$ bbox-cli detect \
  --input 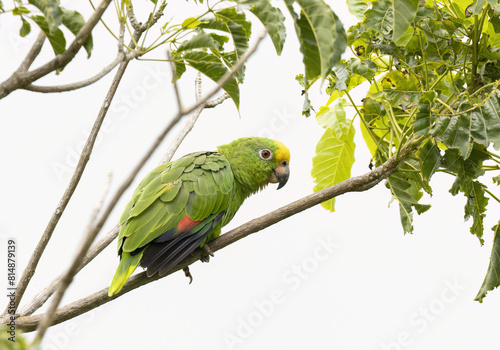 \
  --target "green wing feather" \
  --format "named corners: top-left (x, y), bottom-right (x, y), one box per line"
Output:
top-left (109, 151), bottom-right (234, 296)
